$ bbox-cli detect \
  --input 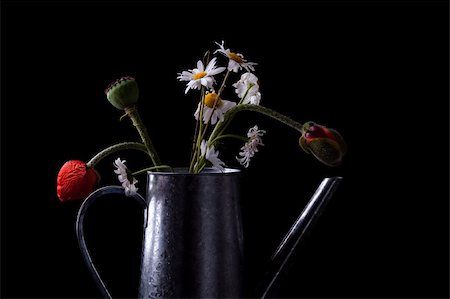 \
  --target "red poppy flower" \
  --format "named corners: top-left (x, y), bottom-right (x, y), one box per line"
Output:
top-left (57, 160), bottom-right (98, 202)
